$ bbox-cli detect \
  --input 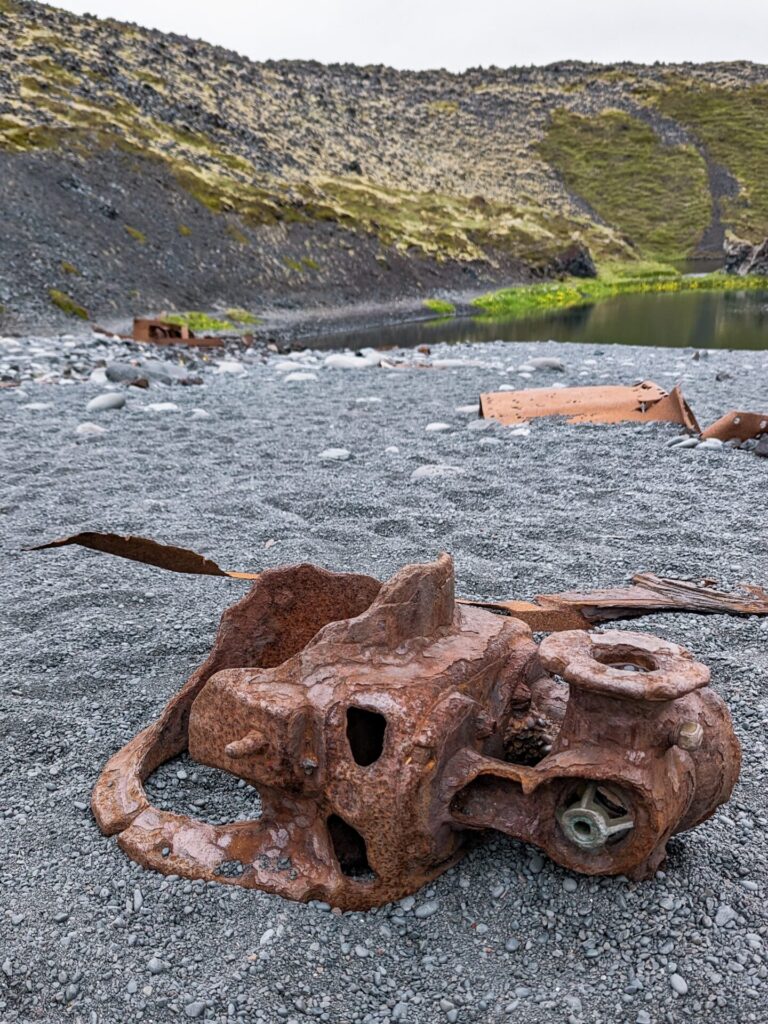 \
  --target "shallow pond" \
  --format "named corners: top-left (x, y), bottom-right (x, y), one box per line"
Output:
top-left (312, 285), bottom-right (768, 351)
